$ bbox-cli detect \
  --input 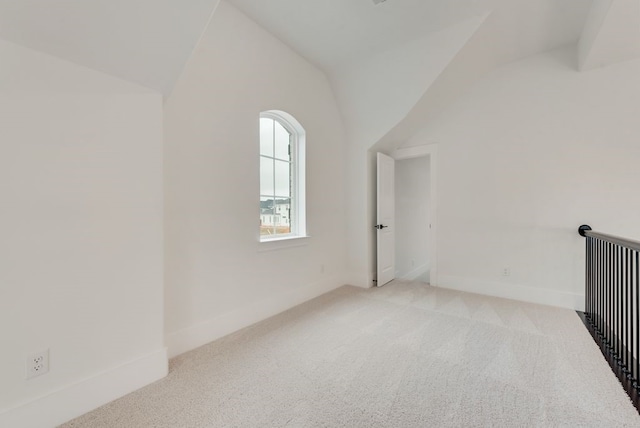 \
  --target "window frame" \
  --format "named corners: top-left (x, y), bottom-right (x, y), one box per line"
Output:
top-left (259, 110), bottom-right (306, 243)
